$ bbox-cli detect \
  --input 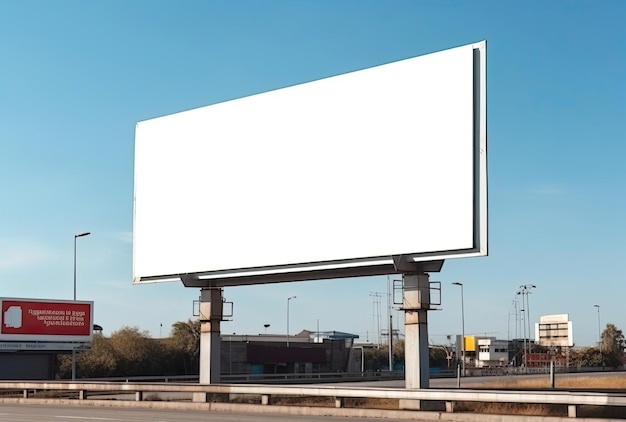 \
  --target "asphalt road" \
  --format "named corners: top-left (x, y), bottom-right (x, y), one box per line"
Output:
top-left (0, 404), bottom-right (442, 422)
